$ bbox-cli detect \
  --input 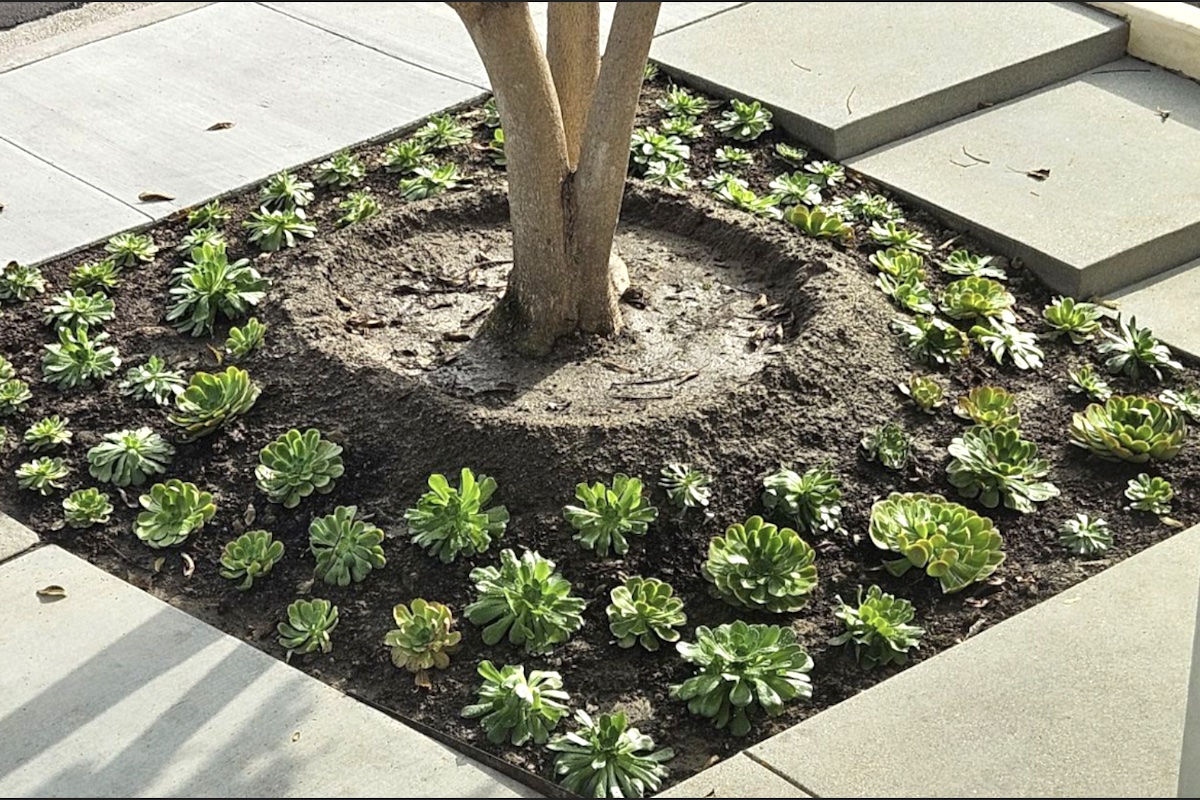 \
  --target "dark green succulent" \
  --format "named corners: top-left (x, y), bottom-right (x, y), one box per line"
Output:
top-left (62, 487), bottom-right (114, 529)
top-left (861, 422), bottom-right (911, 470)
top-left (953, 386), bottom-right (1020, 429)
top-left (1161, 387), bottom-right (1200, 423)
top-left (659, 463), bottom-right (713, 510)
top-left (1125, 473), bottom-right (1173, 515)
top-left (804, 159), bottom-right (847, 187)
top-left (564, 474), bottom-right (658, 556)
top-left (465, 549), bottom-right (586, 655)
top-left (869, 492), bottom-right (1006, 593)
top-left (168, 243), bottom-right (269, 336)
top-left (774, 143), bottom-right (808, 166)
top-left (244, 207), bottom-right (317, 251)
top-left (658, 115), bottom-right (704, 141)
top-left (187, 200), bottom-right (231, 229)
top-left (1058, 513), bottom-right (1111, 555)
top-left (0, 261), bottom-right (47, 302)
top-left (169, 367), bottom-right (261, 441)
top-left (1068, 365), bottom-right (1113, 402)
top-left (259, 169), bottom-right (314, 210)
top-left (482, 97), bottom-right (501, 128)
top-left (947, 426), bottom-right (1059, 513)
top-left (971, 321), bottom-right (1044, 370)
top-left (309, 505), bottom-right (386, 586)
top-left (784, 205), bottom-right (853, 241)
top-left (891, 315), bottom-right (970, 365)
top-left (42, 326), bottom-right (121, 388)
top-left (834, 191), bottom-right (904, 222)
top-left (549, 711), bottom-right (674, 799)
top-left (702, 515), bottom-right (817, 613)
top-left (313, 149), bottom-right (366, 188)
top-left (255, 428), bottom-right (344, 508)
top-left (42, 290), bottom-right (115, 330)
top-left (943, 249), bottom-right (1006, 280)
top-left (762, 463), bottom-right (842, 534)
top-left (69, 260), bottom-right (121, 293)
top-left (398, 164), bottom-right (461, 201)
top-left (384, 599), bottom-right (462, 684)
top-left (16, 457), bottom-right (70, 495)
top-left (830, 585), bottom-right (925, 669)
top-left (714, 98), bottom-right (773, 141)
top-left (413, 113), bottom-right (472, 150)
top-left (461, 661), bottom-right (570, 746)
top-left (24, 415), bottom-right (72, 452)
top-left (630, 127), bottom-right (691, 169)
top-left (642, 160), bottom-right (692, 189)
top-left (657, 85), bottom-right (713, 117)
top-left (225, 317), bottom-right (267, 360)
top-left (381, 138), bottom-right (432, 174)
top-left (133, 479), bottom-right (216, 548)
top-left (877, 273), bottom-right (935, 315)
top-left (219, 529), bottom-right (285, 589)
top-left (870, 248), bottom-right (925, 282)
top-left (714, 145), bottom-right (753, 169)
top-left (1042, 296), bottom-right (1102, 344)
top-left (488, 127), bottom-right (507, 166)
top-left (119, 356), bottom-right (185, 406)
top-left (277, 598), bottom-right (338, 656)
top-left (898, 373), bottom-right (945, 414)
top-left (671, 621), bottom-right (813, 736)
top-left (336, 190), bottom-right (381, 228)
top-left (1069, 395), bottom-right (1186, 463)
top-left (868, 221), bottom-right (931, 252)
top-left (87, 427), bottom-right (174, 486)
top-left (405, 468), bottom-right (509, 562)
top-left (940, 277), bottom-right (1015, 323)
top-left (1097, 315), bottom-right (1182, 382)
top-left (176, 226), bottom-right (227, 253)
top-left (104, 232), bottom-right (158, 267)
top-left (606, 576), bottom-right (687, 651)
